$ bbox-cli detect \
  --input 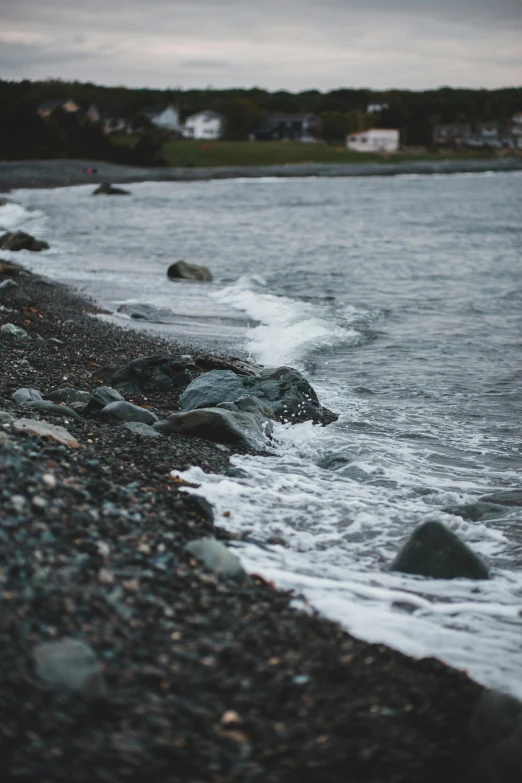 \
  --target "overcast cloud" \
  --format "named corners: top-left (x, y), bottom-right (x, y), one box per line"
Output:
top-left (1, 0), bottom-right (521, 90)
